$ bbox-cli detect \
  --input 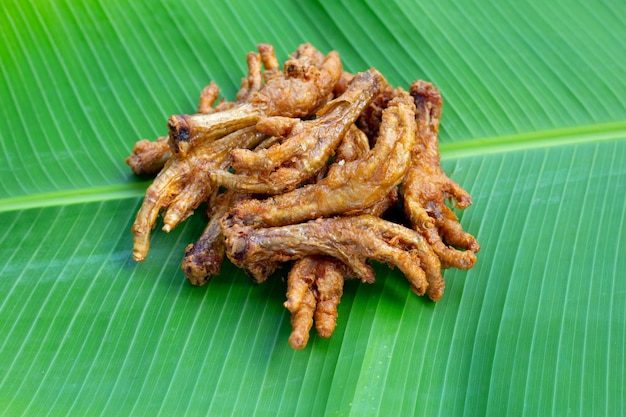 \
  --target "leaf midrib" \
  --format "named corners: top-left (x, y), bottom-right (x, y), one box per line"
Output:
top-left (1, 120), bottom-right (624, 214)
top-left (441, 120), bottom-right (626, 159)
